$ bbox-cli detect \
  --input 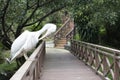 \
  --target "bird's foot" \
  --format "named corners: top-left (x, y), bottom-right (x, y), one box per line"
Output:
top-left (5, 58), bottom-right (11, 64)
top-left (24, 54), bottom-right (28, 60)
